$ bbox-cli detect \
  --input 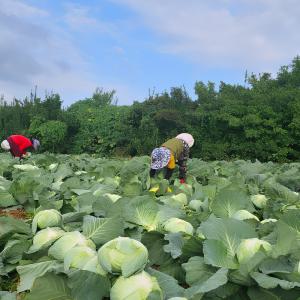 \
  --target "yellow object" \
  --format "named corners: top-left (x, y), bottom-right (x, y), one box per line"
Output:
top-left (149, 186), bottom-right (172, 193)
top-left (149, 187), bottom-right (159, 193)
top-left (167, 153), bottom-right (176, 169)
